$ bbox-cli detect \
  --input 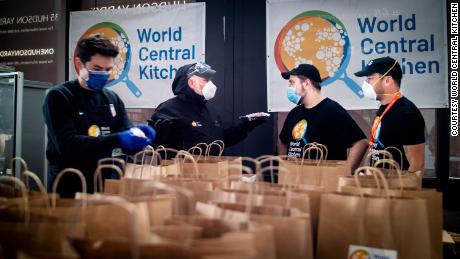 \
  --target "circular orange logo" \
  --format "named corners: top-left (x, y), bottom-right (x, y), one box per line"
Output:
top-left (274, 10), bottom-right (349, 83)
top-left (88, 125), bottom-right (101, 137)
top-left (292, 119), bottom-right (308, 140)
top-left (349, 249), bottom-right (369, 259)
